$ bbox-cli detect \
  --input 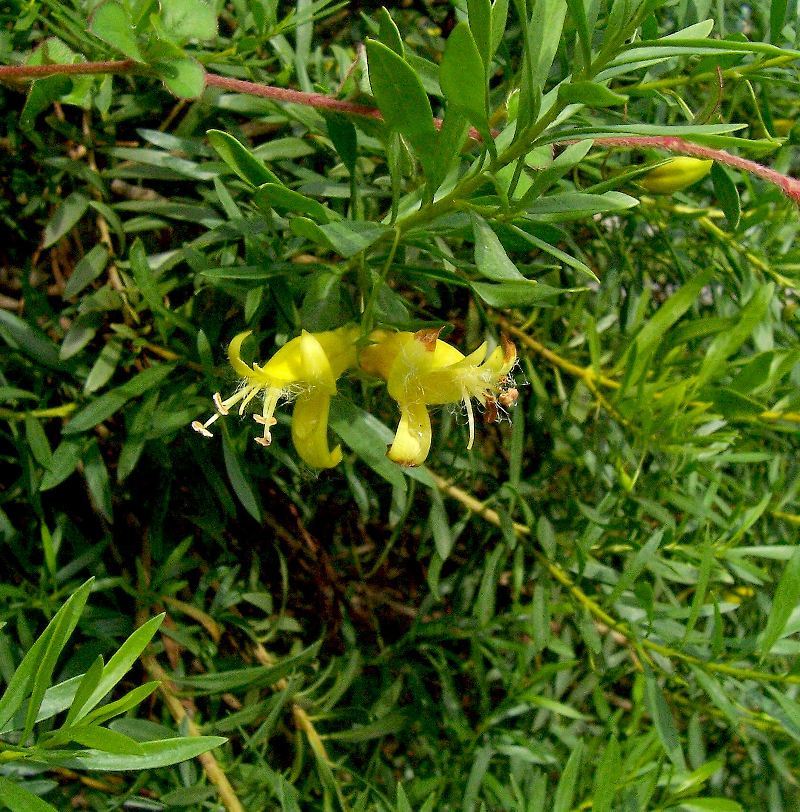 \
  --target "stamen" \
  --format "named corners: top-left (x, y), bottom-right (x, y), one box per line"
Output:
top-left (463, 390), bottom-right (476, 450)
top-left (219, 388), bottom-right (249, 414)
top-left (238, 386), bottom-right (261, 415)
top-left (254, 388), bottom-right (282, 447)
top-left (192, 420), bottom-right (214, 438)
